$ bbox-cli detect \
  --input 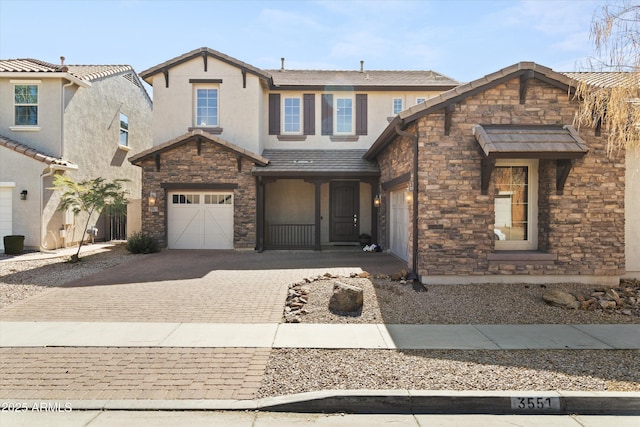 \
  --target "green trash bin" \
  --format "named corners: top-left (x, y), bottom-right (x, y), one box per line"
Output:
top-left (3, 235), bottom-right (25, 255)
